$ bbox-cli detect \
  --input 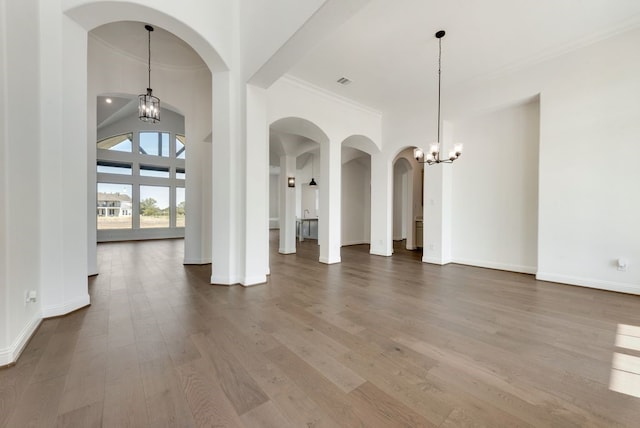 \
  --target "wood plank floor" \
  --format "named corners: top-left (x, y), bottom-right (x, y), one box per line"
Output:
top-left (2, 232), bottom-right (640, 427)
